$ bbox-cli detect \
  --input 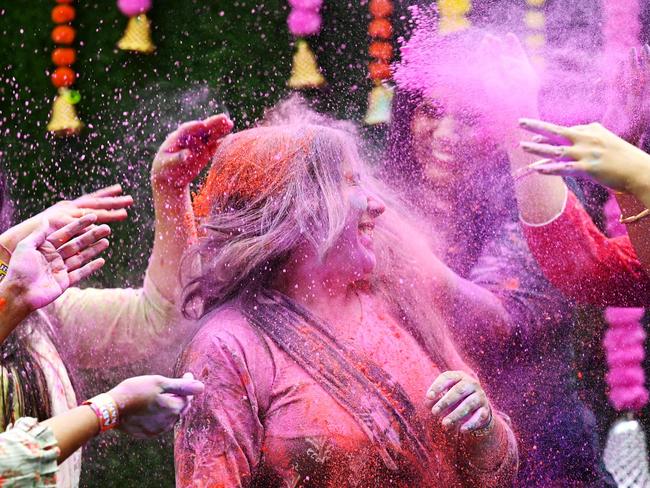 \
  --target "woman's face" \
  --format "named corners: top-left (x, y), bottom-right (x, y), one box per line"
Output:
top-left (411, 101), bottom-right (496, 188)
top-left (319, 166), bottom-right (386, 283)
